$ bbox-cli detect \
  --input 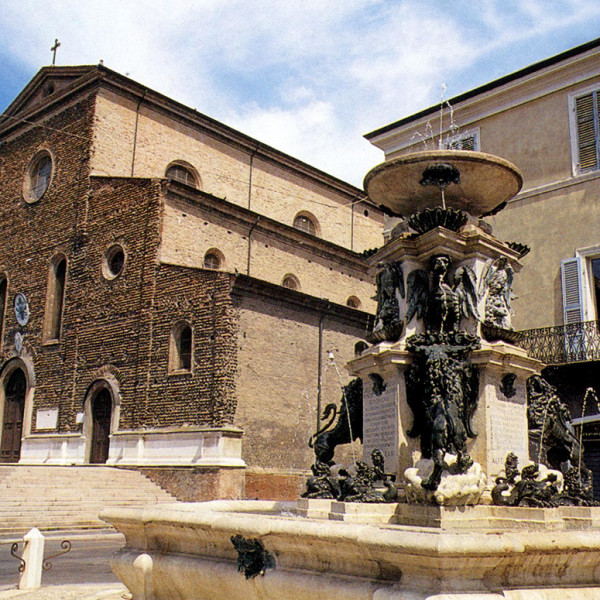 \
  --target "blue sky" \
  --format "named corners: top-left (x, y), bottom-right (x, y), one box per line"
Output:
top-left (1, 0), bottom-right (599, 186)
